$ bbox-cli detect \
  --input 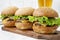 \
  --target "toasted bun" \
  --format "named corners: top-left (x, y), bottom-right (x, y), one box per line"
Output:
top-left (33, 23), bottom-right (58, 33)
top-left (1, 6), bottom-right (18, 16)
top-left (15, 22), bottom-right (33, 29)
top-left (2, 18), bottom-right (15, 27)
top-left (15, 7), bottom-right (34, 16)
top-left (33, 8), bottom-right (58, 17)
